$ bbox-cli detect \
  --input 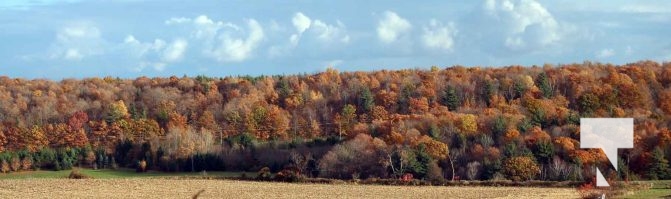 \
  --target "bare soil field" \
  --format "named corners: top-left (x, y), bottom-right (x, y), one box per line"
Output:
top-left (0, 178), bottom-right (580, 199)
